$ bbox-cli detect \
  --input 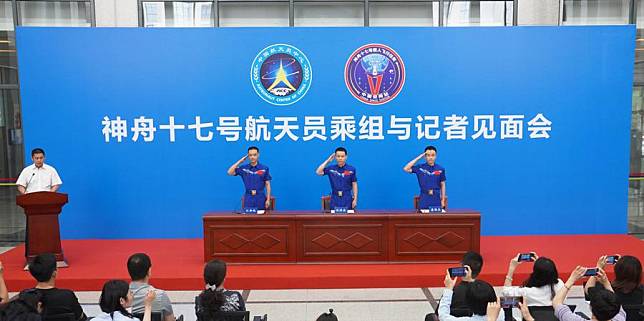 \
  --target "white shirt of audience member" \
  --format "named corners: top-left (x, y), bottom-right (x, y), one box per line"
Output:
top-left (503, 279), bottom-right (565, 306)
